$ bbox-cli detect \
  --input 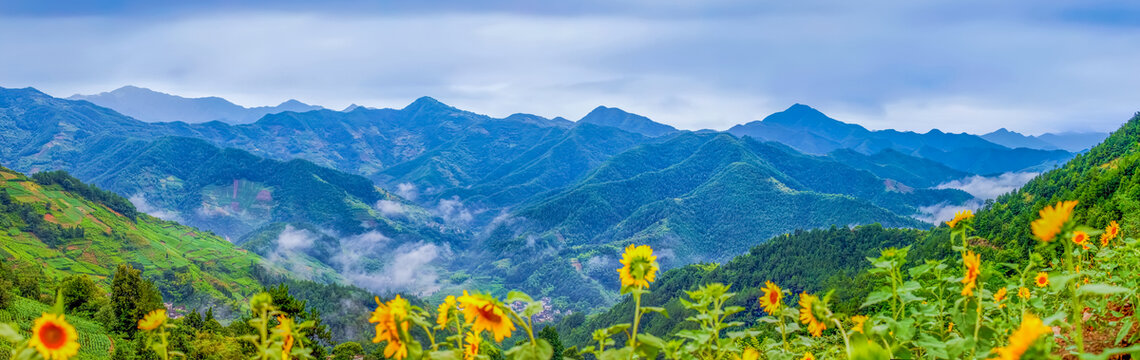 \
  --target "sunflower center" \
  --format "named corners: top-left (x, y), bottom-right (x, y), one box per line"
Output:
top-left (768, 291), bottom-right (779, 305)
top-left (479, 305), bottom-right (502, 323)
top-left (39, 323), bottom-right (67, 349)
